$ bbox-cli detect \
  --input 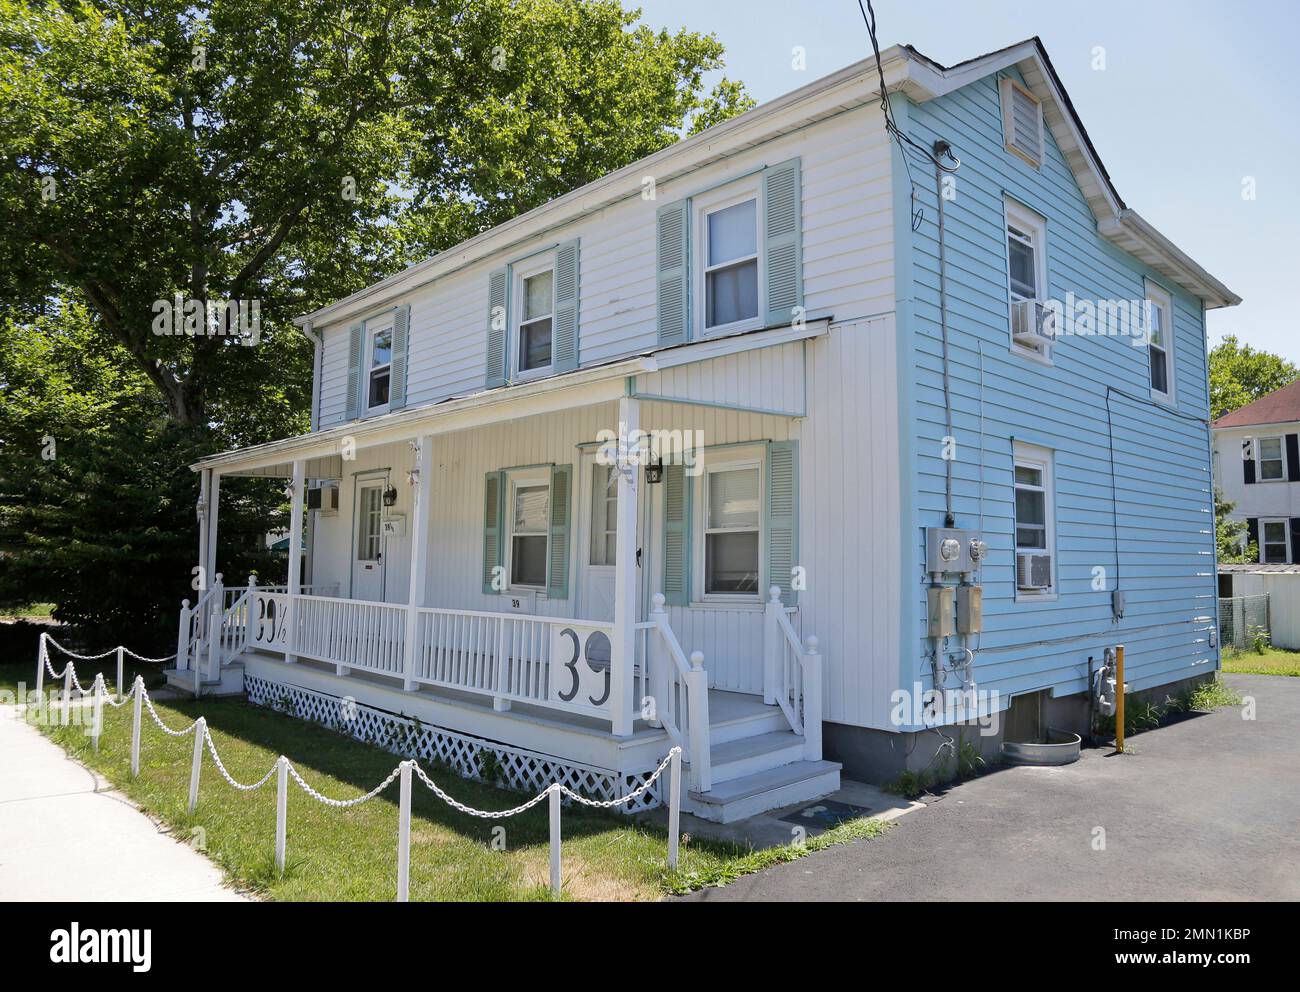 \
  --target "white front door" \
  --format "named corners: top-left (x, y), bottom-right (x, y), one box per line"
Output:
top-left (351, 478), bottom-right (386, 601)
top-left (577, 457), bottom-right (646, 623)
